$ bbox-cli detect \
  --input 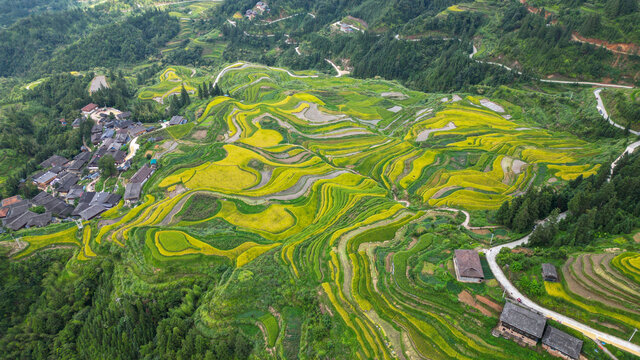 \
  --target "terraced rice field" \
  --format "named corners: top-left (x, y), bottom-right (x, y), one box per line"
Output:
top-left (7, 64), bottom-right (610, 358)
top-left (544, 253), bottom-right (640, 336)
top-left (138, 66), bottom-right (199, 103)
